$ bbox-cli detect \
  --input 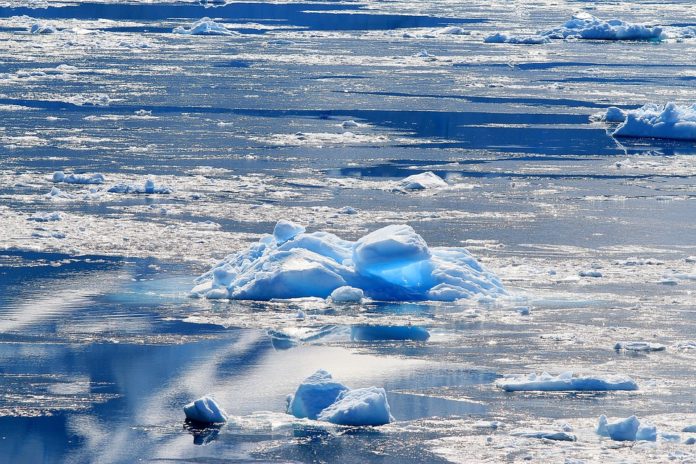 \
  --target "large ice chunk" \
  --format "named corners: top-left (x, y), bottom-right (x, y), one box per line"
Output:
top-left (329, 286), bottom-right (364, 303)
top-left (613, 103), bottom-right (696, 141)
top-left (52, 171), bottom-right (104, 185)
top-left (397, 172), bottom-right (447, 191)
top-left (192, 222), bottom-right (504, 302)
top-left (287, 369), bottom-right (349, 420)
top-left (184, 396), bottom-right (228, 424)
top-left (316, 387), bottom-right (393, 426)
top-left (544, 13), bottom-right (663, 41)
top-left (497, 371), bottom-right (638, 392)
